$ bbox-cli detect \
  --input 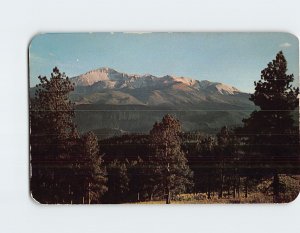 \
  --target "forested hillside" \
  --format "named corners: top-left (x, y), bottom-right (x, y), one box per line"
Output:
top-left (29, 52), bottom-right (299, 204)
